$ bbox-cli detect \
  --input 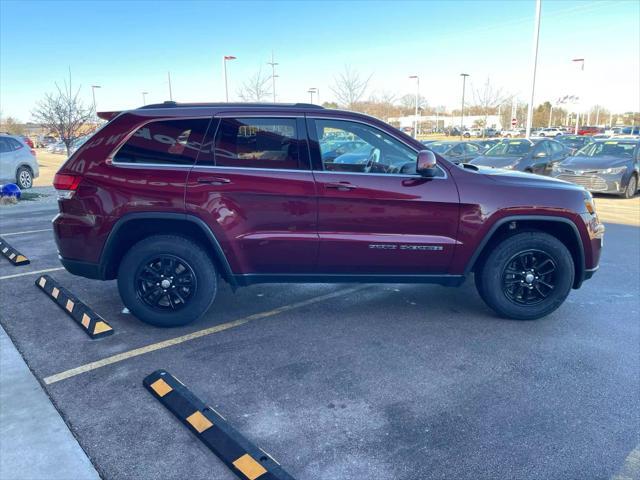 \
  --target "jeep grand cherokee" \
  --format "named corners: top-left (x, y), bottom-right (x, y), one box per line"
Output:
top-left (52, 102), bottom-right (604, 326)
